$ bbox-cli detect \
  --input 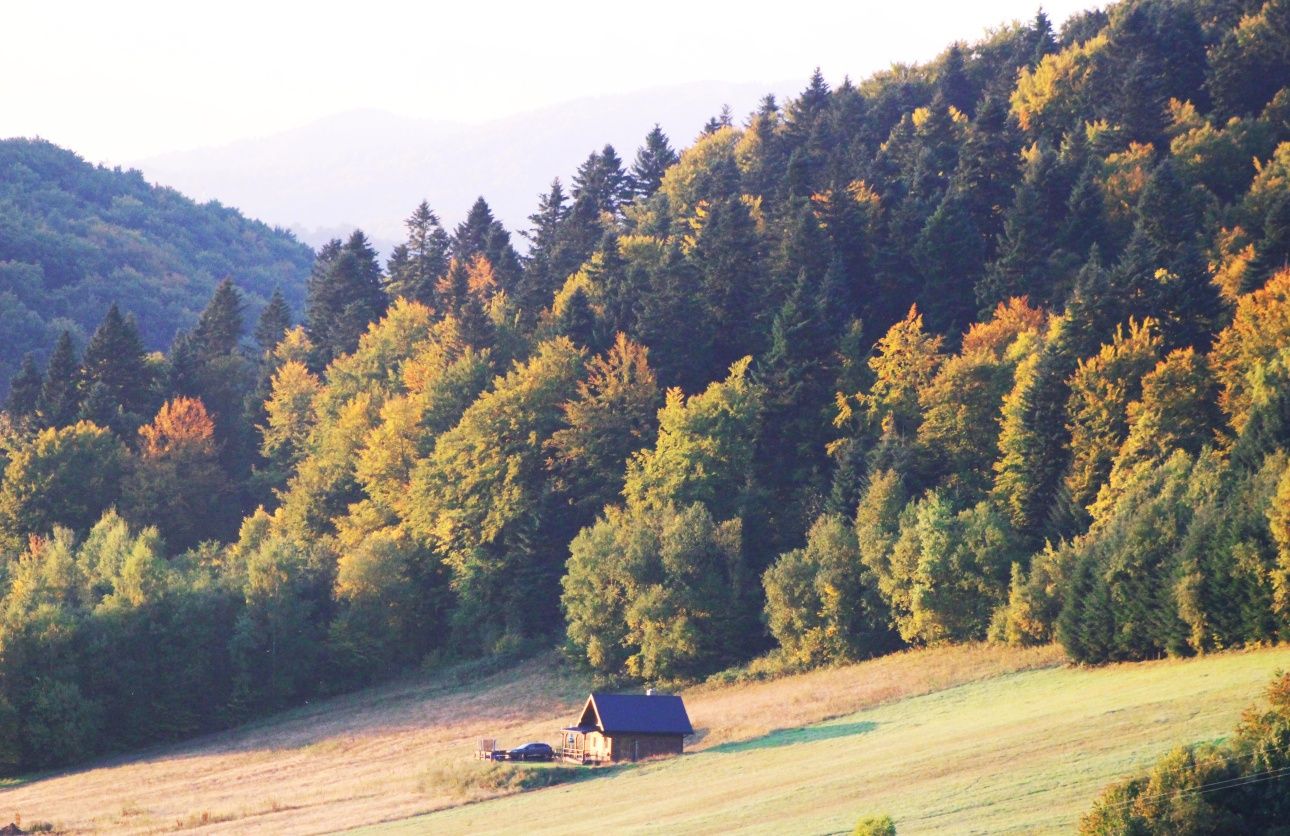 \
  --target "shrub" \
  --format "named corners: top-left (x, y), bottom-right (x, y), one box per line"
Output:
top-left (853, 814), bottom-right (897, 835)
